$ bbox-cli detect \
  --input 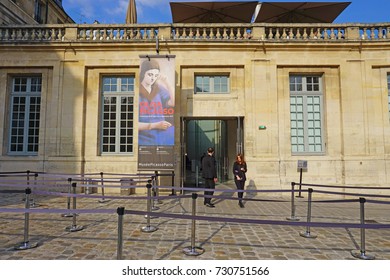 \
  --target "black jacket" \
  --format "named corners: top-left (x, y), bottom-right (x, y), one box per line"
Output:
top-left (233, 161), bottom-right (247, 181)
top-left (201, 154), bottom-right (217, 179)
